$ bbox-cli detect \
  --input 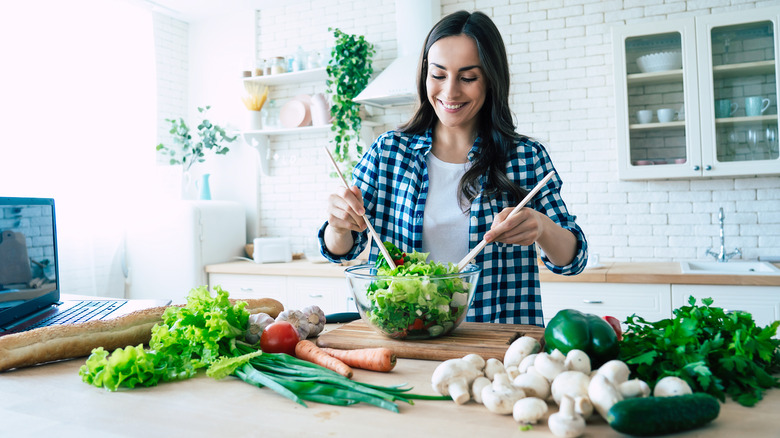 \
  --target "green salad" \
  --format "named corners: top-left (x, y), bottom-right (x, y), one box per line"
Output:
top-left (365, 242), bottom-right (476, 339)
